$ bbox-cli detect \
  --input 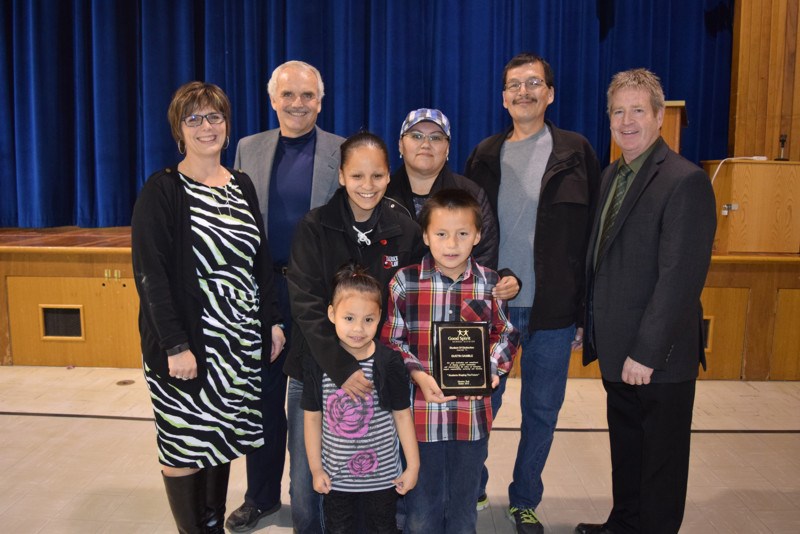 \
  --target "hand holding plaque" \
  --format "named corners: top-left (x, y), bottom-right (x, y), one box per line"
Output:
top-left (431, 321), bottom-right (492, 396)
